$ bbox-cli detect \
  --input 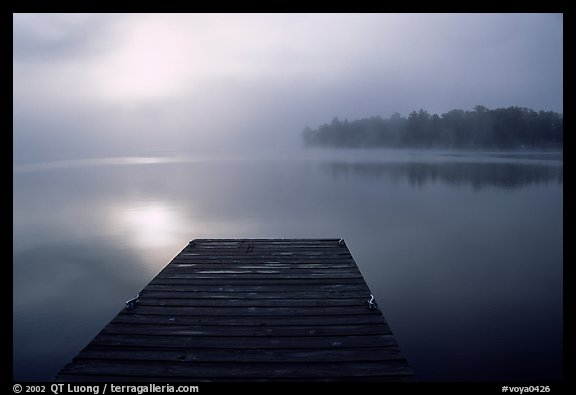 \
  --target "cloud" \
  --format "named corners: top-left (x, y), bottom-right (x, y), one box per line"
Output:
top-left (13, 13), bottom-right (113, 61)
